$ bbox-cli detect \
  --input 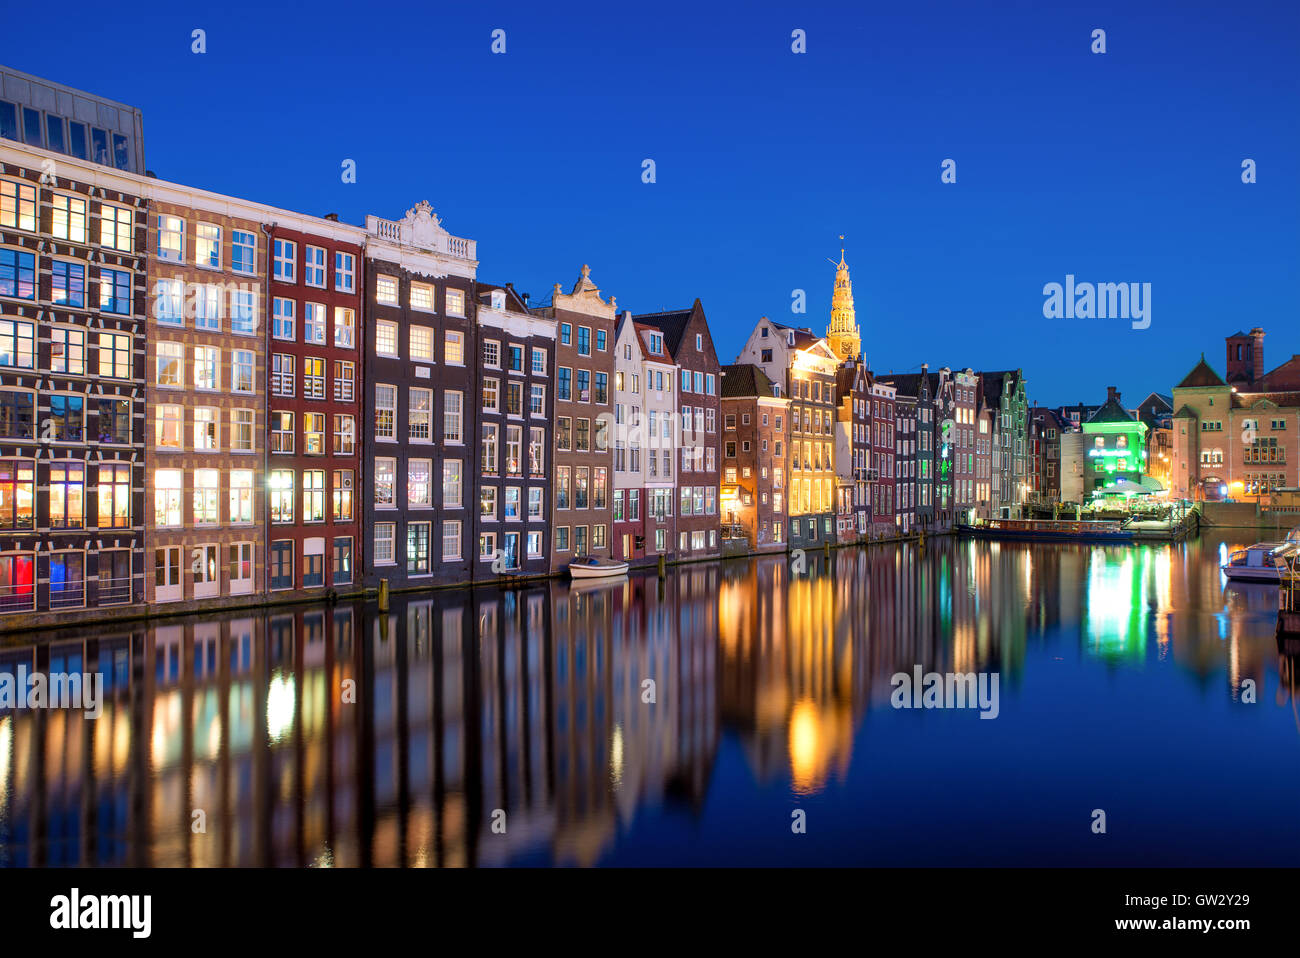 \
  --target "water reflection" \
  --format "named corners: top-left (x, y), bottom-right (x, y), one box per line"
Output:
top-left (0, 535), bottom-right (1296, 867)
